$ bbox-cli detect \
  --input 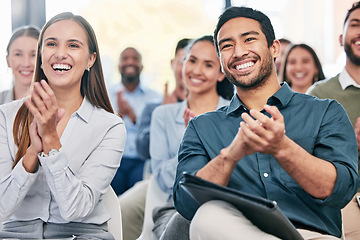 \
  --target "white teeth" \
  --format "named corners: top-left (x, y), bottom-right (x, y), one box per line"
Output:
top-left (295, 73), bottom-right (305, 78)
top-left (355, 41), bottom-right (360, 46)
top-left (52, 63), bottom-right (71, 71)
top-left (236, 62), bottom-right (254, 70)
top-left (20, 71), bottom-right (32, 75)
top-left (191, 78), bottom-right (203, 83)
